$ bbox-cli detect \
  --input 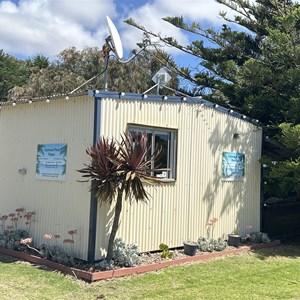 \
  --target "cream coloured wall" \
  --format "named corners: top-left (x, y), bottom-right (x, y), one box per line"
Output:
top-left (0, 95), bottom-right (94, 260)
top-left (0, 94), bottom-right (262, 261)
top-left (95, 98), bottom-right (262, 258)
